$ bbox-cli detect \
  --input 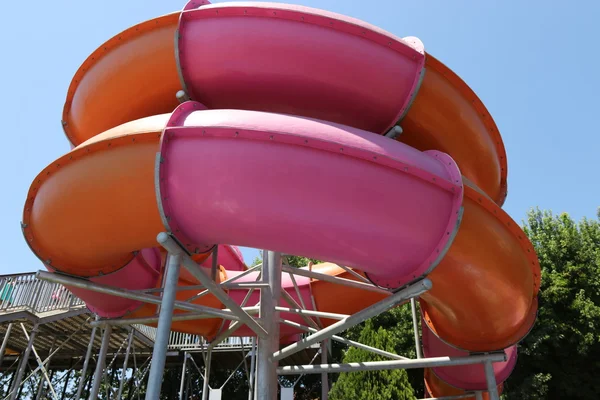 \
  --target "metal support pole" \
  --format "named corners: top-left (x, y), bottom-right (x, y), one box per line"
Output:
top-left (475, 392), bottom-right (484, 400)
top-left (274, 279), bottom-right (432, 361)
top-left (37, 270), bottom-right (237, 321)
top-left (75, 323), bottom-right (97, 400)
top-left (281, 265), bottom-right (389, 295)
top-left (321, 340), bottom-right (329, 400)
top-left (0, 323), bottom-right (13, 367)
top-left (410, 298), bottom-right (423, 359)
top-left (201, 350), bottom-right (212, 400)
top-left (279, 318), bottom-right (408, 360)
top-left (157, 233), bottom-right (267, 338)
top-left (116, 330), bottom-right (134, 400)
top-left (179, 352), bottom-right (188, 400)
top-left (60, 368), bottom-right (72, 400)
top-left (89, 325), bottom-right (112, 400)
top-left (278, 352), bottom-right (507, 375)
top-left (35, 336), bottom-right (56, 400)
top-left (256, 251), bottom-right (281, 400)
top-left (145, 253), bottom-right (181, 399)
top-left (211, 246), bottom-right (219, 281)
top-left (9, 323), bottom-right (38, 400)
top-left (22, 324), bottom-right (58, 400)
top-left (275, 306), bottom-right (348, 320)
top-left (484, 361), bottom-right (500, 400)
top-left (35, 370), bottom-right (46, 400)
top-left (247, 338), bottom-right (256, 400)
